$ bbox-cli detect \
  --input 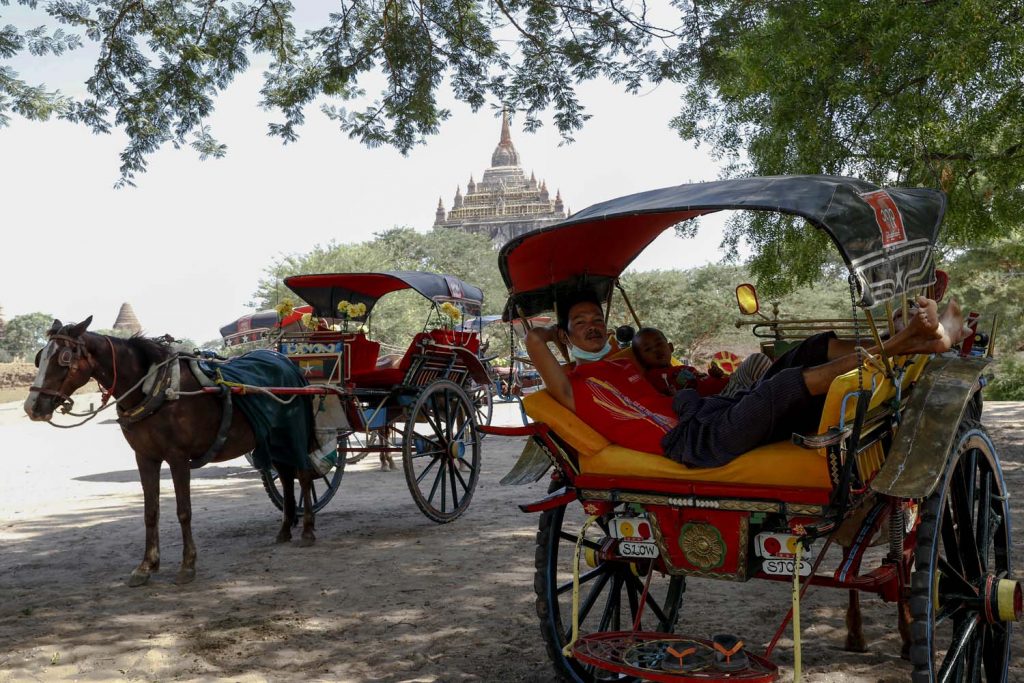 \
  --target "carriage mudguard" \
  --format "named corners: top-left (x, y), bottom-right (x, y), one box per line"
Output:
top-left (871, 355), bottom-right (991, 499)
